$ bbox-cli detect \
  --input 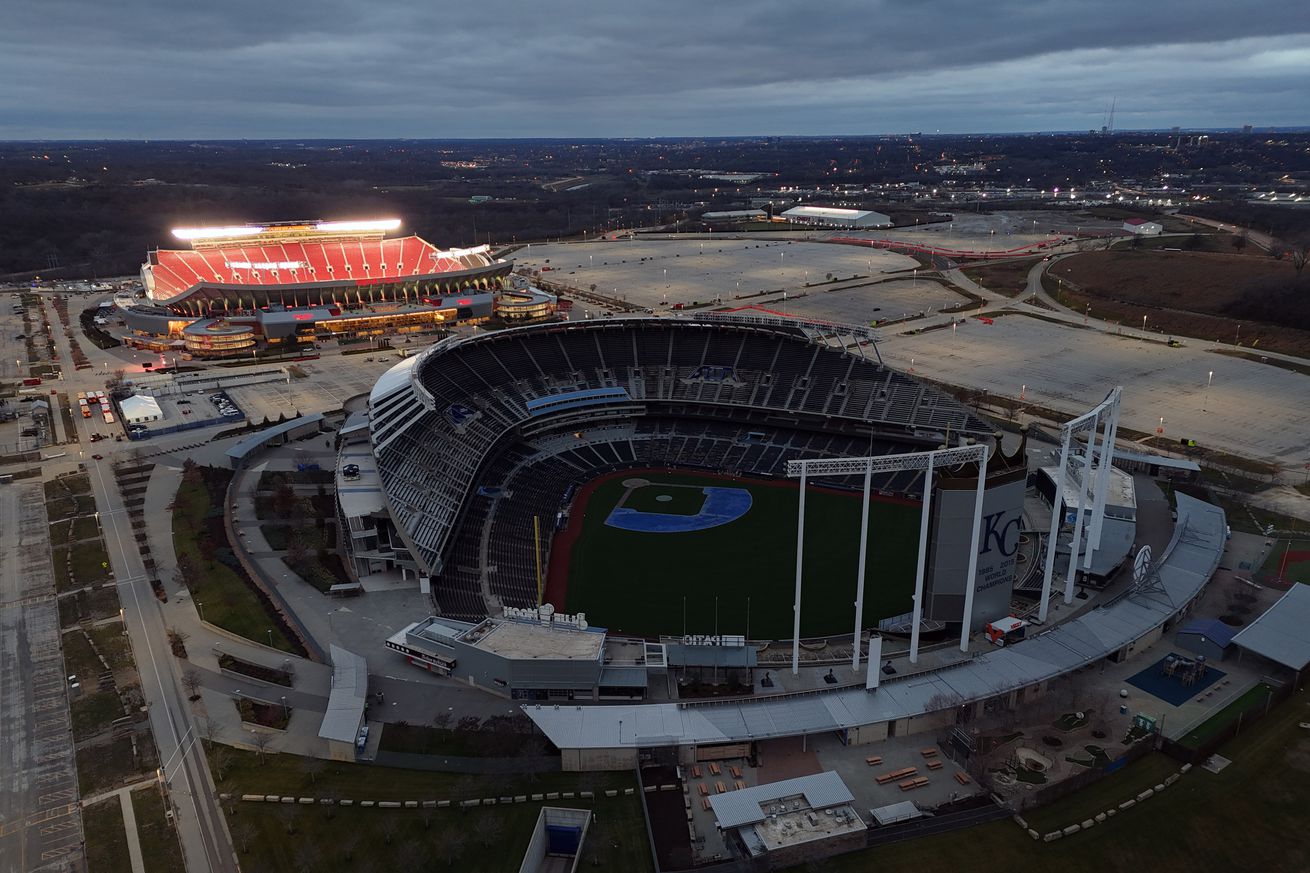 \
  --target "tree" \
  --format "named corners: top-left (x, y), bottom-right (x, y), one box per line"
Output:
top-left (300, 756), bottom-right (324, 788)
top-left (1232, 230), bottom-right (1248, 252)
top-left (212, 746), bottom-right (232, 783)
top-left (340, 832), bottom-right (361, 863)
top-left (380, 816), bottom-right (399, 846)
top-left (249, 729), bottom-right (273, 764)
top-left (181, 458), bottom-right (201, 486)
top-left (438, 829), bottom-right (467, 867)
top-left (1291, 245), bottom-right (1309, 280)
top-left (230, 822), bottom-right (255, 855)
top-left (181, 669), bottom-right (201, 702)
top-left (272, 483), bottom-right (297, 519)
